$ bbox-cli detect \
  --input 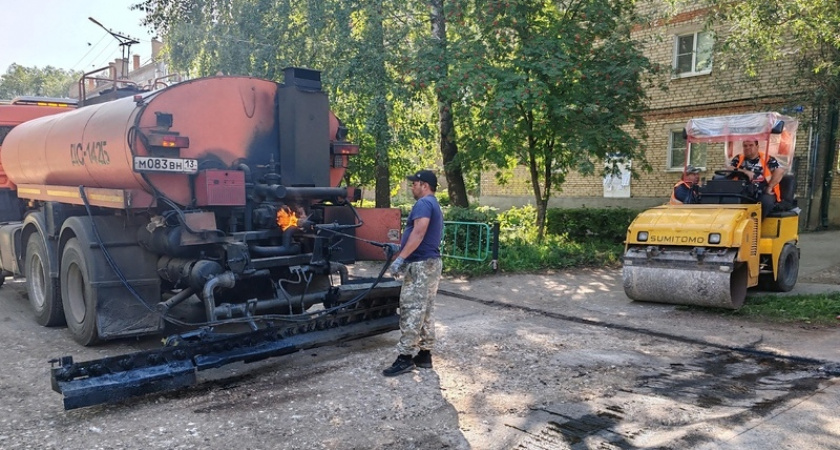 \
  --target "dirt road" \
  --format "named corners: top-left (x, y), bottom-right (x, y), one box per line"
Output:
top-left (1, 232), bottom-right (839, 449)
